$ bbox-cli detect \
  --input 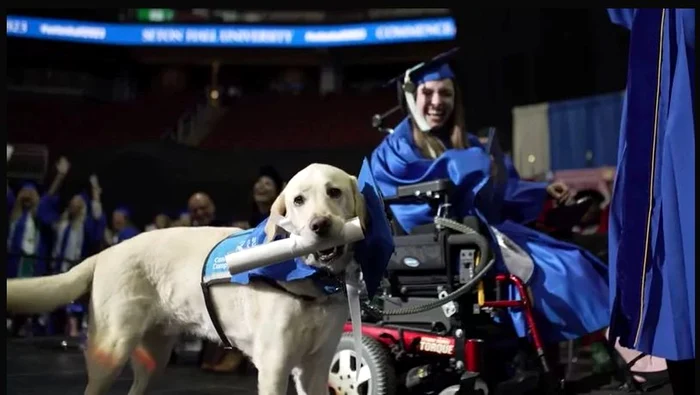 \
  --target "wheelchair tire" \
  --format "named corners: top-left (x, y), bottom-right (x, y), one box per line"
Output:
top-left (329, 333), bottom-right (397, 395)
